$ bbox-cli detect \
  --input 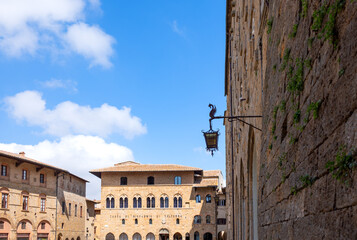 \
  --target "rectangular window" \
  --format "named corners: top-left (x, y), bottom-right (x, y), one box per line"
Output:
top-left (22, 196), bottom-right (28, 211)
top-left (1, 193), bottom-right (8, 209)
top-left (41, 223), bottom-right (45, 229)
top-left (217, 218), bottom-right (227, 225)
top-left (21, 222), bottom-right (26, 229)
top-left (68, 203), bottom-right (71, 216)
top-left (75, 204), bottom-right (77, 217)
top-left (22, 170), bottom-right (27, 180)
top-left (0, 221), bottom-right (4, 229)
top-left (80, 206), bottom-right (83, 218)
top-left (62, 201), bottom-right (65, 214)
top-left (39, 174), bottom-right (45, 184)
top-left (40, 198), bottom-right (46, 212)
top-left (1, 165), bottom-right (7, 176)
